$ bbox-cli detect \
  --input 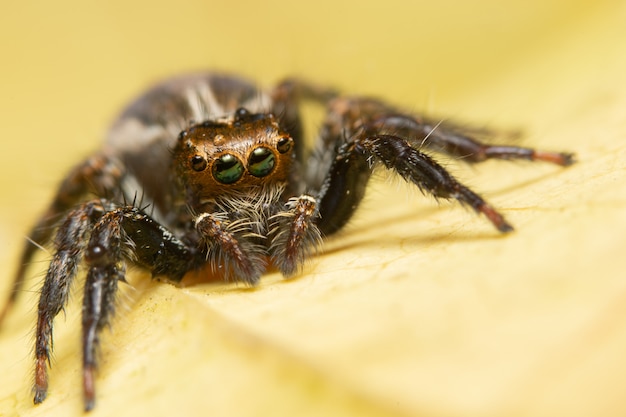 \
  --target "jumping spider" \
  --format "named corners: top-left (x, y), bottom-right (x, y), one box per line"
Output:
top-left (0, 73), bottom-right (574, 411)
